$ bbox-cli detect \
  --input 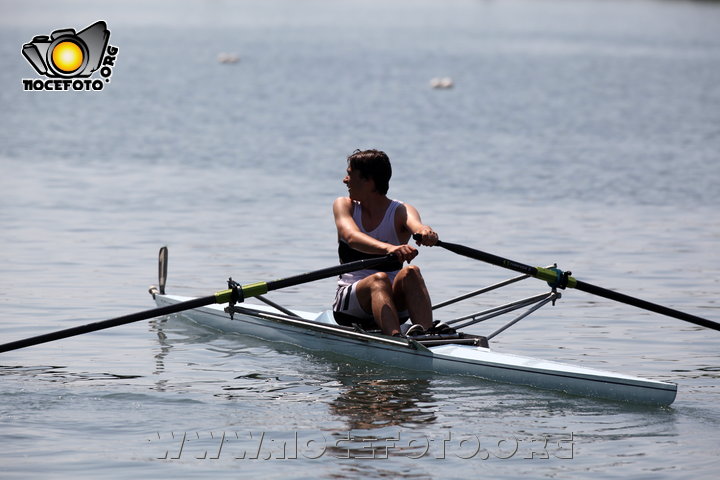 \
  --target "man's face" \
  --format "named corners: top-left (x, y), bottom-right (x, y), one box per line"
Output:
top-left (343, 167), bottom-right (373, 200)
